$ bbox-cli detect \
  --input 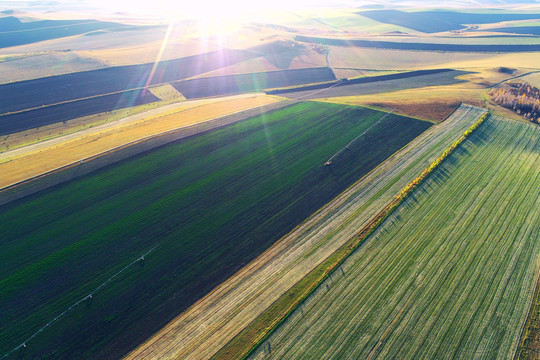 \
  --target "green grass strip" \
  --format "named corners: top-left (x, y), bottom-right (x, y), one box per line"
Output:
top-left (516, 271), bottom-right (540, 359)
top-left (212, 111), bottom-right (490, 360)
